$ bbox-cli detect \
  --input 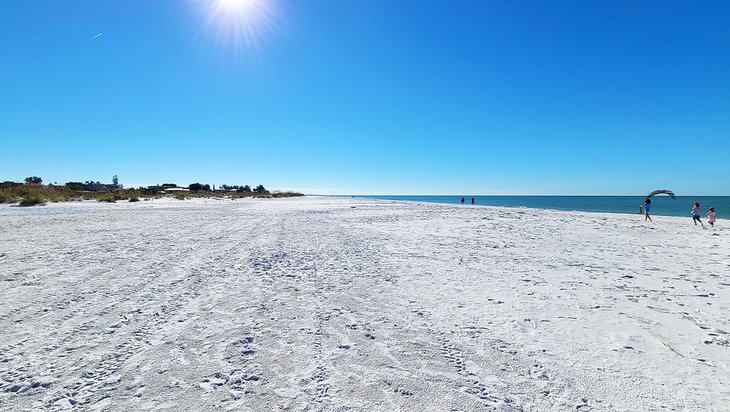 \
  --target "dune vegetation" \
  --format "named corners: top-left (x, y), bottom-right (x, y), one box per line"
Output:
top-left (0, 178), bottom-right (303, 206)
